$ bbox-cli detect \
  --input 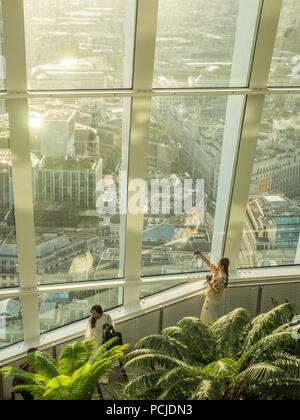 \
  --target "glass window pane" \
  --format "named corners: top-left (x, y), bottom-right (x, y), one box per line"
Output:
top-left (0, 296), bottom-right (23, 349)
top-left (29, 98), bottom-right (130, 284)
top-left (239, 95), bottom-right (300, 268)
top-left (140, 282), bottom-right (184, 299)
top-left (0, 104), bottom-right (19, 288)
top-left (24, 0), bottom-right (137, 90)
top-left (153, 0), bottom-right (261, 88)
top-left (39, 287), bottom-right (122, 334)
top-left (141, 95), bottom-right (244, 280)
top-left (269, 0), bottom-right (300, 87)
